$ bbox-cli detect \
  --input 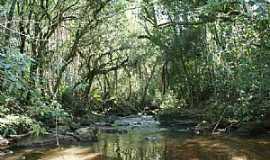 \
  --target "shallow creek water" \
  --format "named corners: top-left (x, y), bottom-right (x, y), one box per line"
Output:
top-left (4, 116), bottom-right (270, 160)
